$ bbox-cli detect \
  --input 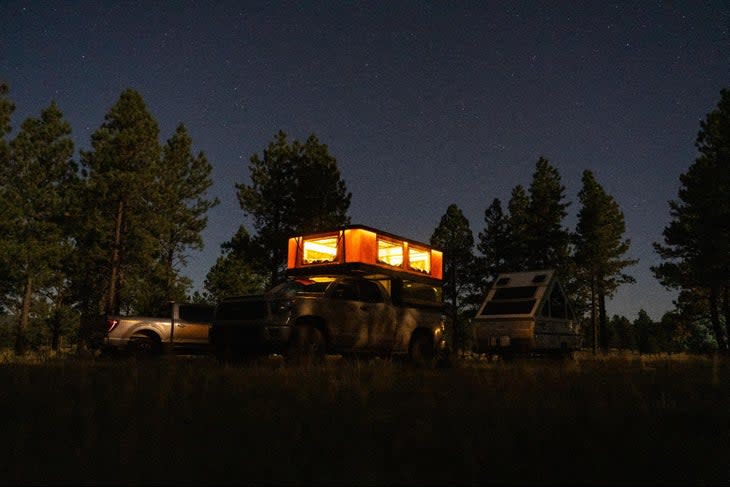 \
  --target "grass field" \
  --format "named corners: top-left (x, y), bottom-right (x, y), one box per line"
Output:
top-left (0, 351), bottom-right (727, 485)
